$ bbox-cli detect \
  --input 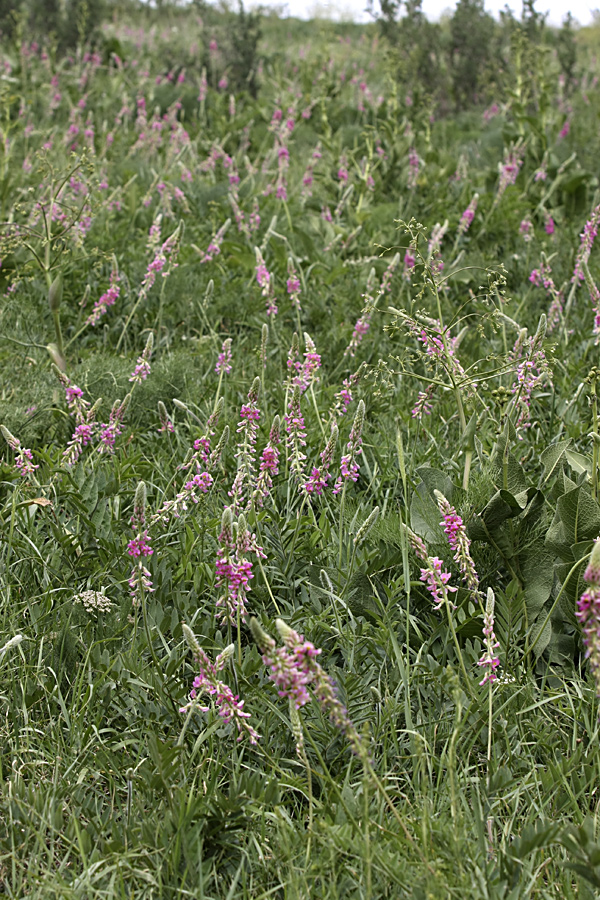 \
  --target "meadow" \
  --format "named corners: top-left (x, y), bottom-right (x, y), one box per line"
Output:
top-left (2, 5), bottom-right (600, 896)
